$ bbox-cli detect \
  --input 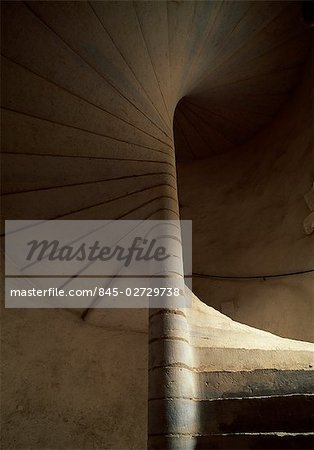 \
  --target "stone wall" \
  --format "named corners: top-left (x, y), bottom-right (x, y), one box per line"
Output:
top-left (177, 63), bottom-right (313, 342)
